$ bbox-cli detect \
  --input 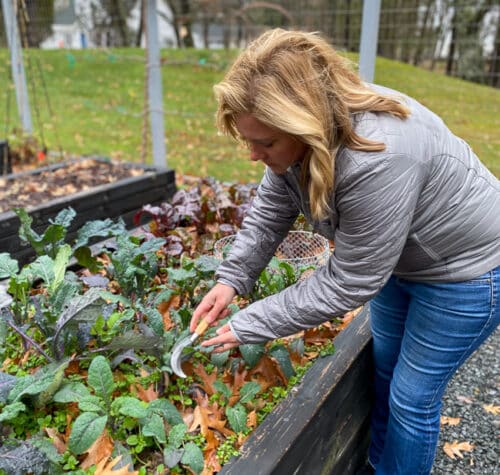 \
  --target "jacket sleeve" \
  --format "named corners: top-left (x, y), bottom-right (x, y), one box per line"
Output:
top-left (215, 167), bottom-right (300, 296)
top-left (228, 151), bottom-right (427, 344)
